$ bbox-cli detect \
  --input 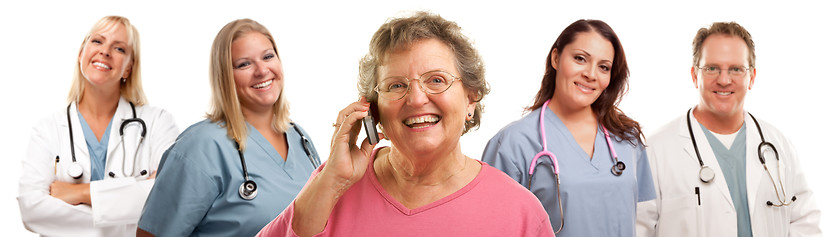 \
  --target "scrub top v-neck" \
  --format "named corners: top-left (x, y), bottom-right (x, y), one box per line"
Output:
top-left (139, 119), bottom-right (320, 237)
top-left (483, 107), bottom-right (655, 236)
top-left (77, 112), bottom-right (114, 181)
